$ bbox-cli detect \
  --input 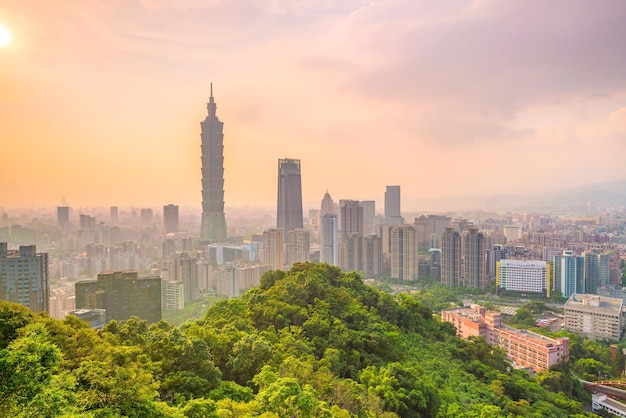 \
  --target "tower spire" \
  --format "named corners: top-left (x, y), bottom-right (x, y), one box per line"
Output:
top-left (210, 82), bottom-right (213, 98)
